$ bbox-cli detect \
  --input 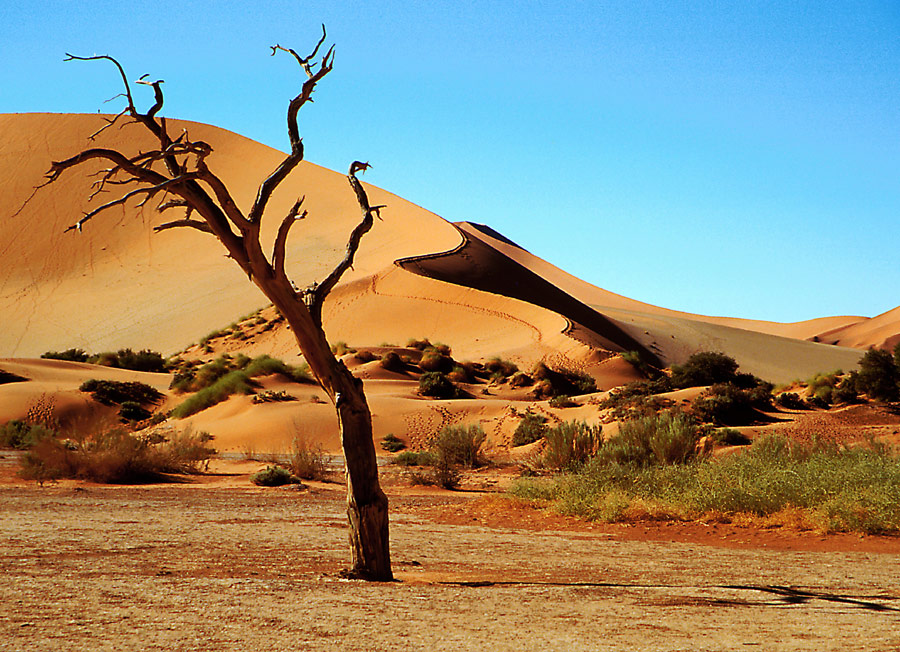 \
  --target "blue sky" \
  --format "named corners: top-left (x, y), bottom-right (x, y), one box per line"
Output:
top-left (3, 1), bottom-right (899, 322)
